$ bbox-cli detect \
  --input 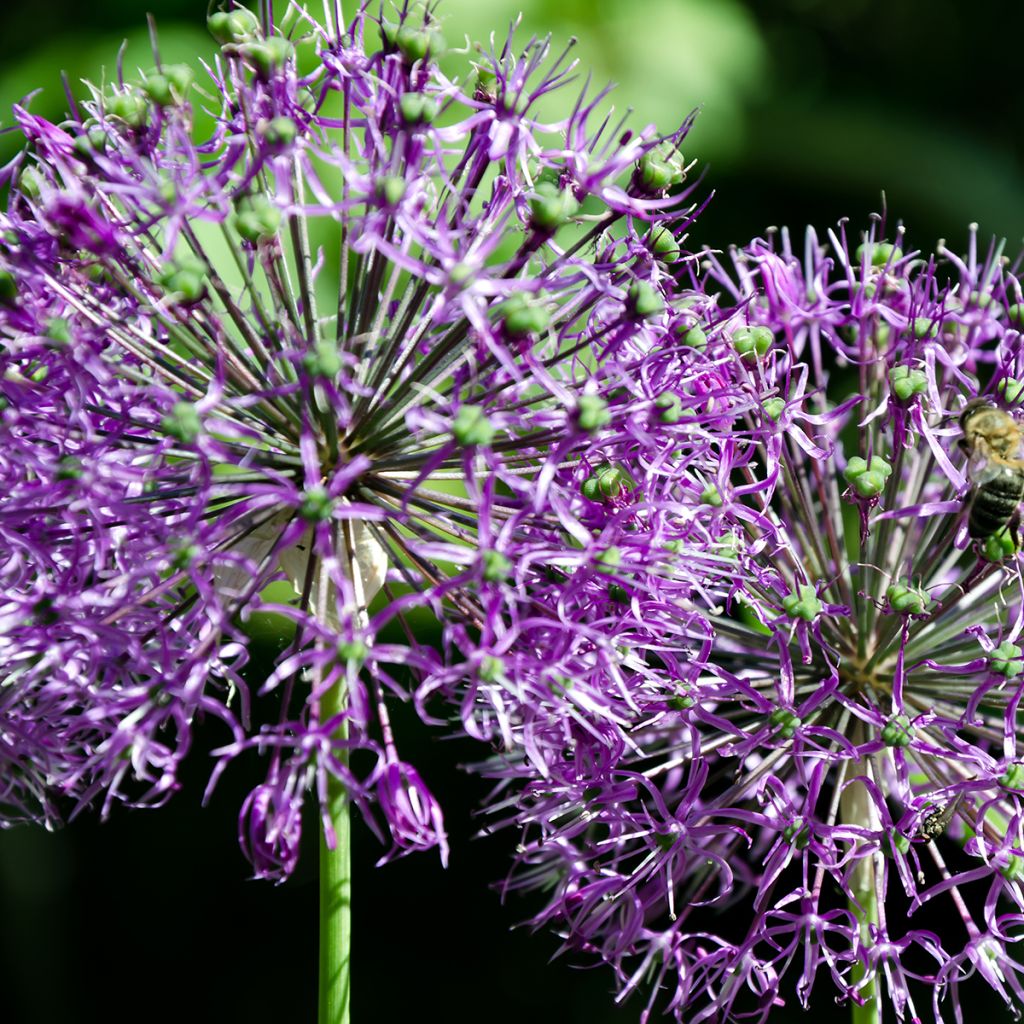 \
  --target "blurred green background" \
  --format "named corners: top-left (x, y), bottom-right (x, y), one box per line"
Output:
top-left (0, 1), bottom-right (1021, 1022)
